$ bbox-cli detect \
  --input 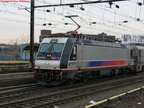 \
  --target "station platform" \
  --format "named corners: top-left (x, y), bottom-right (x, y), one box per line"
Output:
top-left (0, 61), bottom-right (29, 64)
top-left (0, 61), bottom-right (30, 71)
